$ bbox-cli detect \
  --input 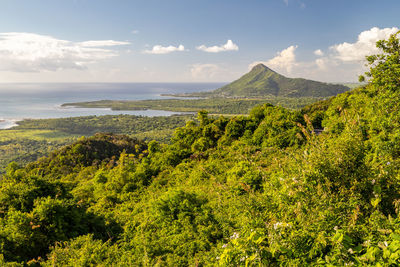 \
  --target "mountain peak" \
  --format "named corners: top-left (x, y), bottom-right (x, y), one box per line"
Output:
top-left (212, 64), bottom-right (350, 97)
top-left (251, 63), bottom-right (276, 73)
